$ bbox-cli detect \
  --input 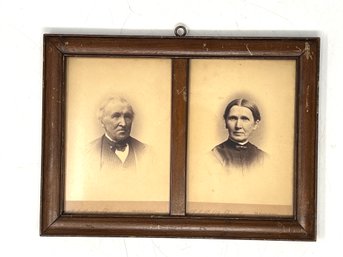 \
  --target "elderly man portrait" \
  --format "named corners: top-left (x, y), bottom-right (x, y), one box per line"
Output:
top-left (87, 96), bottom-right (147, 171)
top-left (212, 98), bottom-right (266, 169)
